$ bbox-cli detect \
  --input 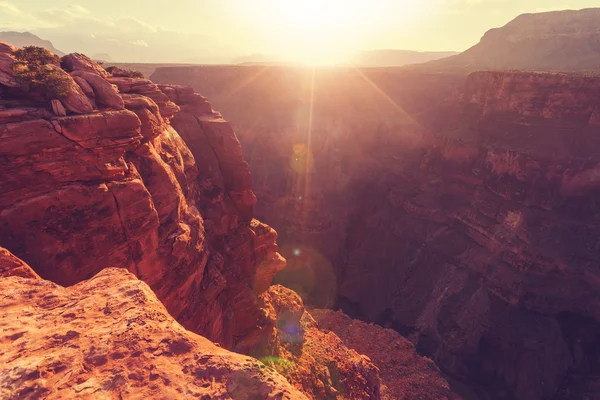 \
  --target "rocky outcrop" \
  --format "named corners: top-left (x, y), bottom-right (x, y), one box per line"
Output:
top-left (0, 42), bottom-right (286, 356)
top-left (311, 309), bottom-right (460, 400)
top-left (151, 65), bottom-right (600, 399)
top-left (72, 70), bottom-right (125, 110)
top-left (0, 247), bottom-right (40, 279)
top-left (62, 53), bottom-right (110, 78)
top-left (257, 286), bottom-right (383, 399)
top-left (0, 248), bottom-right (307, 399)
